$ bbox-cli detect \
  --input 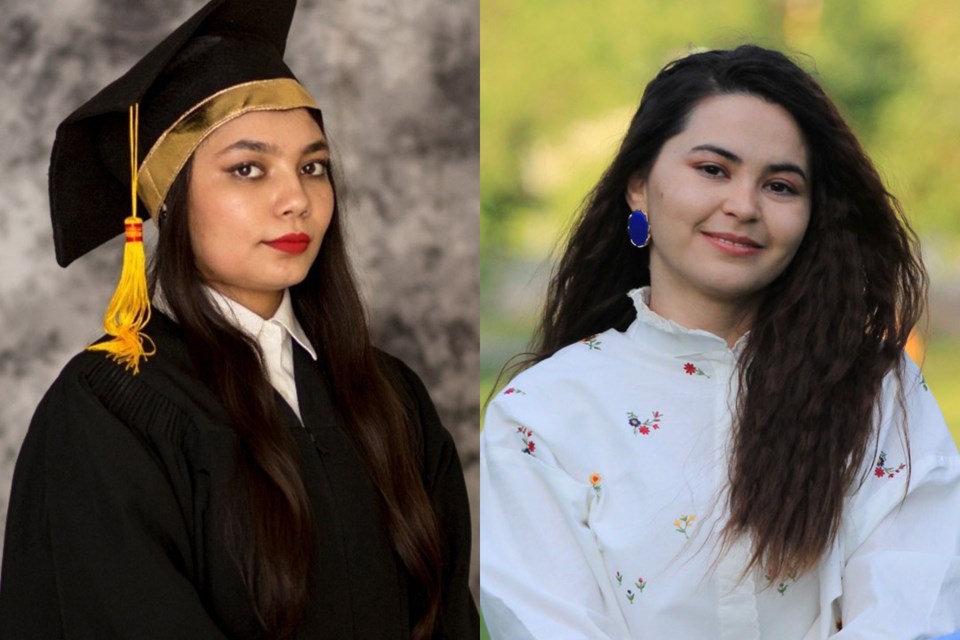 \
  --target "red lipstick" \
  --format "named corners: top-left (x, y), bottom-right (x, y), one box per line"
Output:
top-left (701, 231), bottom-right (763, 256)
top-left (265, 232), bottom-right (310, 254)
